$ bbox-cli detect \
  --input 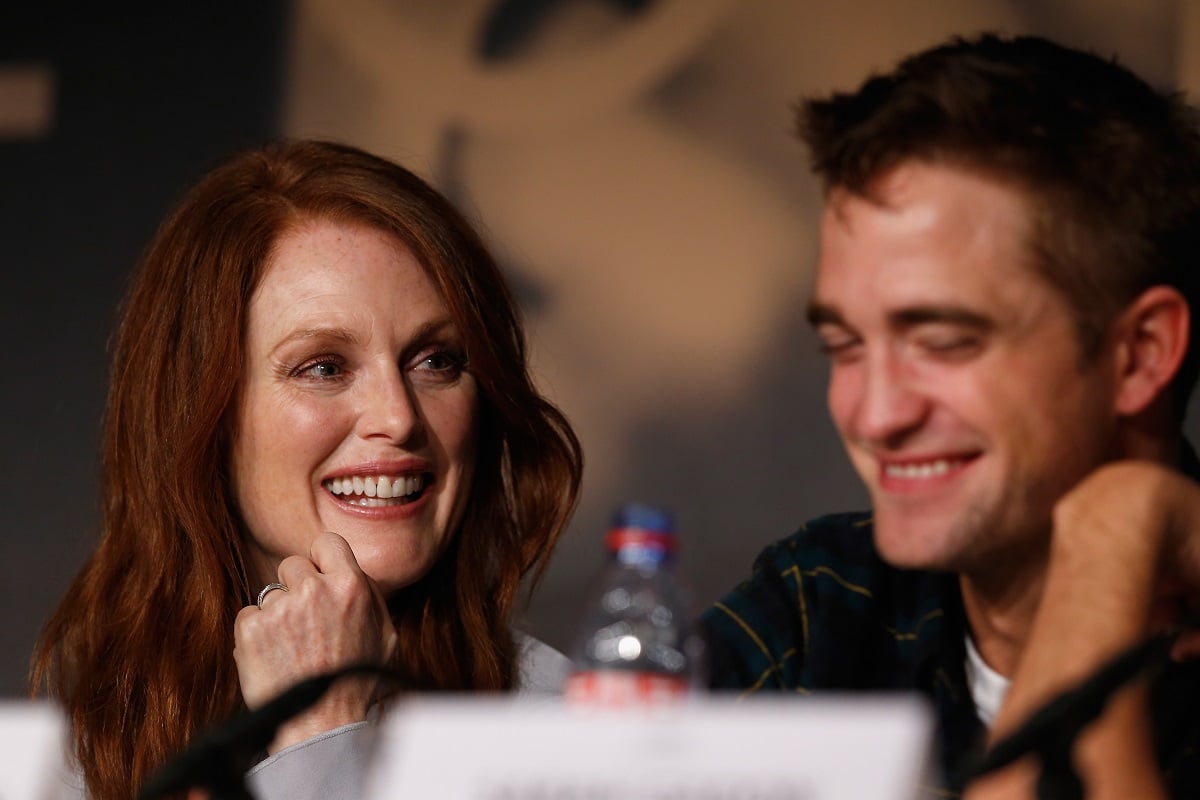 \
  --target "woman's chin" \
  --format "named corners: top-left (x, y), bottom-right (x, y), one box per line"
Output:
top-left (359, 556), bottom-right (438, 598)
